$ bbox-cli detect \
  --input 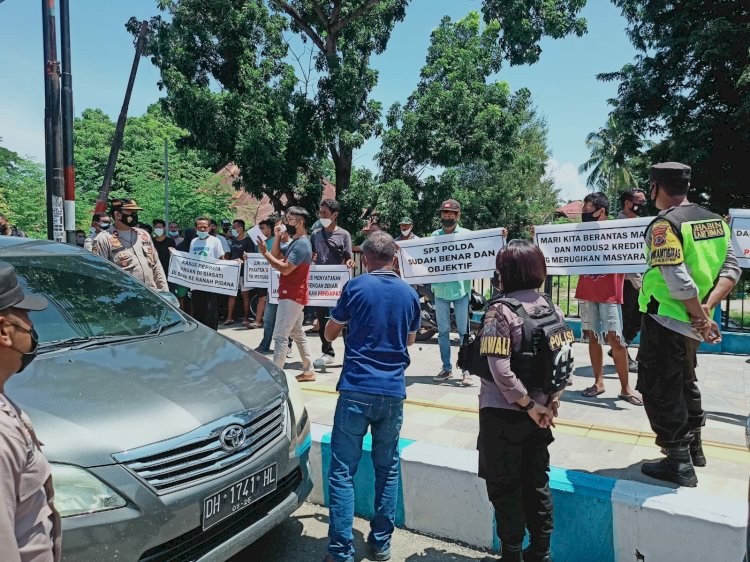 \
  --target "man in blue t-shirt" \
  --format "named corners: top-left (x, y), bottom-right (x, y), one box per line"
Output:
top-left (323, 231), bottom-right (420, 562)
